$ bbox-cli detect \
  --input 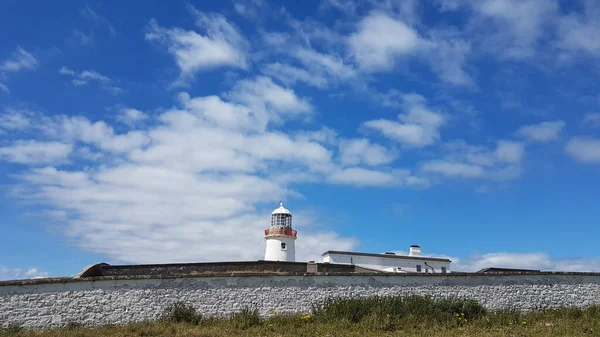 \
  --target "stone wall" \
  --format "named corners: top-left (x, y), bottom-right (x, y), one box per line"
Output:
top-left (2, 273), bottom-right (600, 329)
